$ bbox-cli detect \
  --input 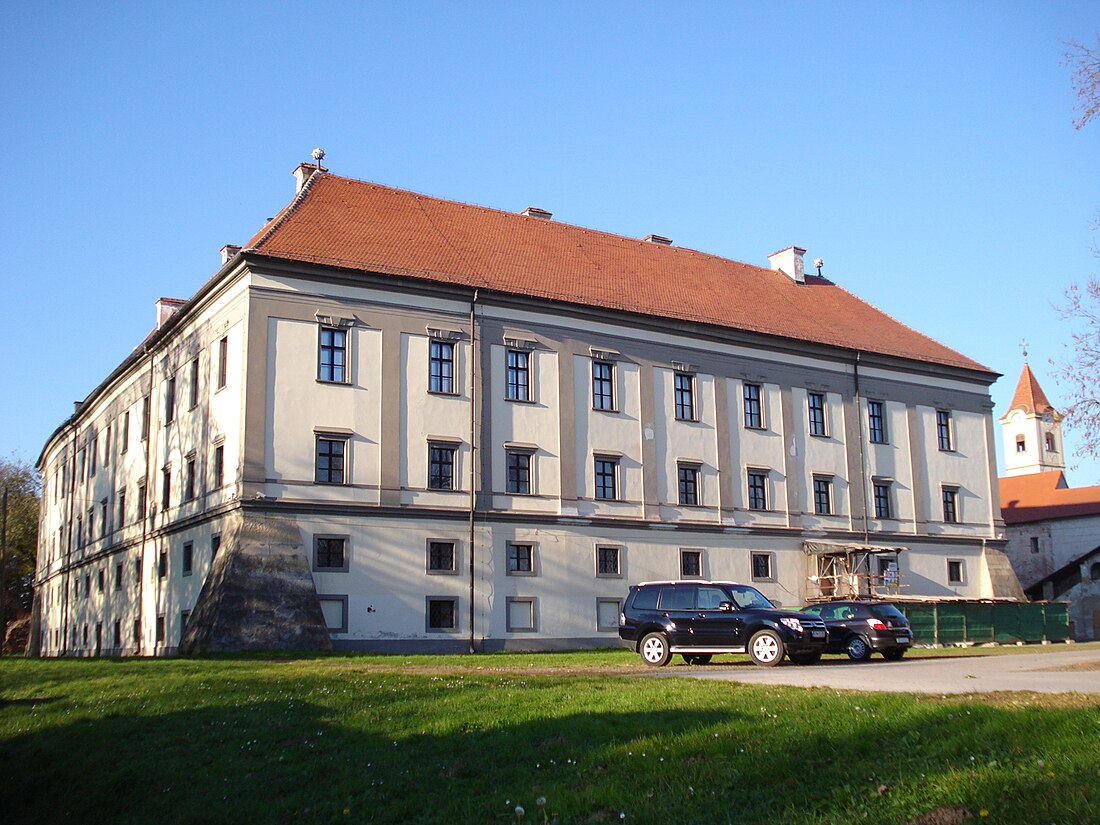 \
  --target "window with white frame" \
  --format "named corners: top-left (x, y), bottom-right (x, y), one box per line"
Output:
top-left (942, 486), bottom-right (959, 524)
top-left (808, 392), bottom-right (827, 437)
top-left (680, 548), bottom-right (703, 578)
top-left (936, 410), bottom-right (953, 451)
top-left (505, 349), bottom-right (530, 401)
top-left (506, 449), bottom-right (533, 495)
top-left (592, 361), bottom-right (614, 411)
top-left (751, 551), bottom-right (774, 582)
top-left (506, 597), bottom-right (537, 632)
top-left (596, 544), bottom-right (622, 578)
top-left (868, 400), bottom-right (887, 443)
top-left (743, 383), bottom-right (763, 429)
top-left (318, 327), bottom-right (347, 383)
top-left (429, 340), bottom-right (455, 394)
top-left (677, 462), bottom-right (700, 506)
top-left (674, 372), bottom-right (695, 421)
top-left (315, 436), bottom-right (347, 485)
top-left (596, 598), bottom-right (623, 632)
top-left (216, 336), bottom-right (228, 389)
top-left (813, 475), bottom-right (833, 515)
top-left (873, 481), bottom-right (893, 519)
top-left (428, 442), bottom-right (457, 490)
top-left (507, 542), bottom-right (536, 575)
top-left (594, 455), bottom-right (619, 501)
top-left (947, 559), bottom-right (965, 585)
top-left (747, 470), bottom-right (768, 511)
top-left (427, 540), bottom-right (457, 574)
